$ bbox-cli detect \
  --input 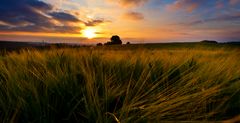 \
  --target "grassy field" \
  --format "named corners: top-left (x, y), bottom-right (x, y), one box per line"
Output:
top-left (0, 44), bottom-right (240, 122)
